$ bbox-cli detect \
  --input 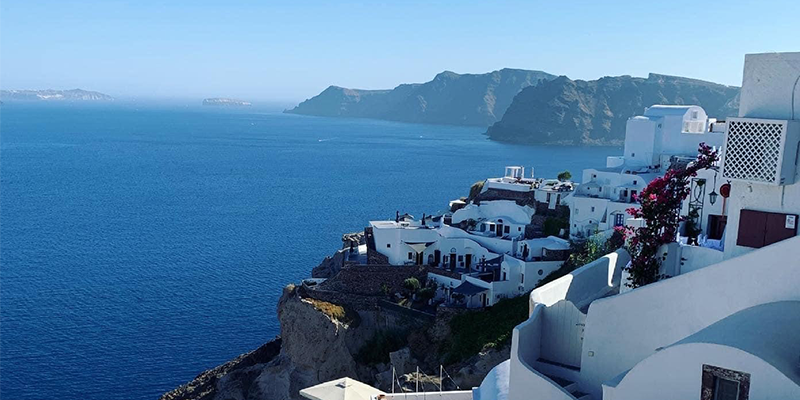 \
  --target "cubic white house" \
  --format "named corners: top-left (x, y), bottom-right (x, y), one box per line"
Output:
top-left (473, 51), bottom-right (800, 400)
top-left (570, 105), bottom-right (726, 239)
